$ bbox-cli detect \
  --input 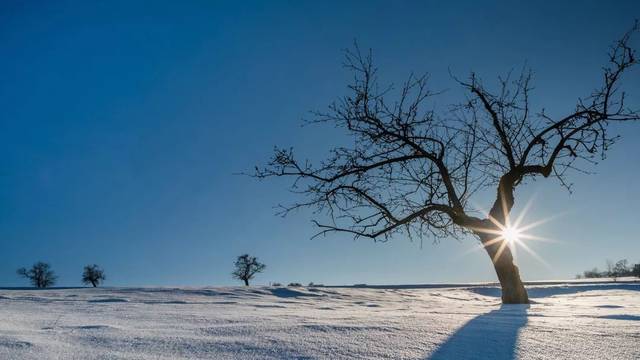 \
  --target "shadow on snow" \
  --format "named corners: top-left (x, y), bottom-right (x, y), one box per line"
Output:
top-left (427, 305), bottom-right (528, 360)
